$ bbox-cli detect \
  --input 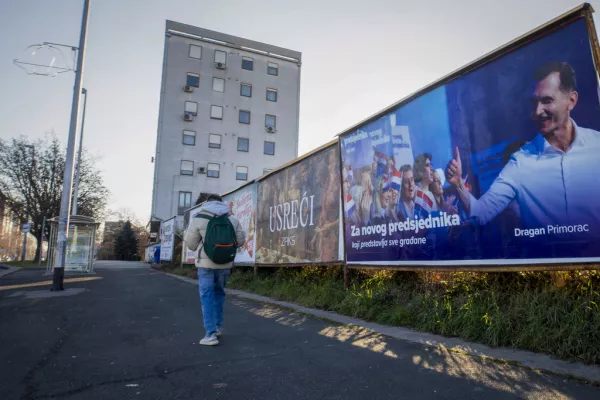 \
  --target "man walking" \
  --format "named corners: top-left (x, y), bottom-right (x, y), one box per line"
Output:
top-left (184, 193), bottom-right (246, 346)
